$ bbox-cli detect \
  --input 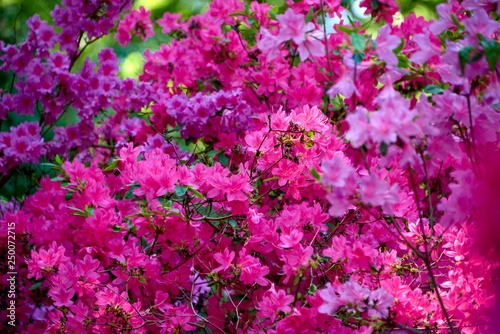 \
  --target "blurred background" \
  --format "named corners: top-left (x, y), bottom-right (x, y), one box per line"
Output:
top-left (0, 0), bottom-right (444, 81)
